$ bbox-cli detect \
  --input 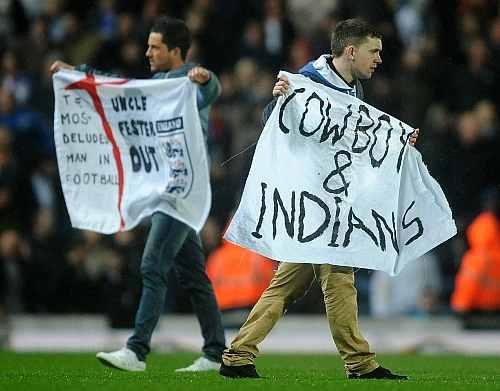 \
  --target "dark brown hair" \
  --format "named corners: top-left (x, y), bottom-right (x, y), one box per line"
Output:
top-left (151, 16), bottom-right (192, 60)
top-left (331, 18), bottom-right (382, 57)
